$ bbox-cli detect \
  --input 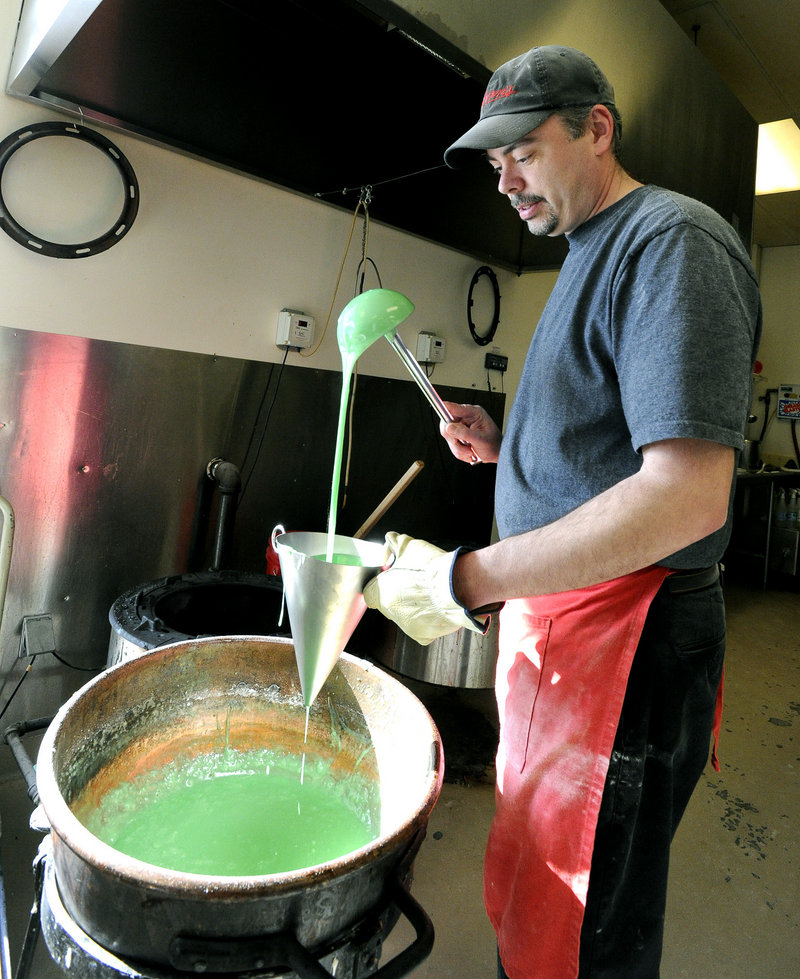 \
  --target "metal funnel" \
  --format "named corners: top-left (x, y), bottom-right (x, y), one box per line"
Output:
top-left (272, 530), bottom-right (388, 708)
